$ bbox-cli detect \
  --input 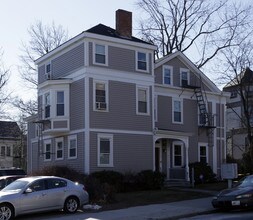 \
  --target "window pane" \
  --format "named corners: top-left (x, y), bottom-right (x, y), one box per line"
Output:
top-left (100, 139), bottom-right (110, 153)
top-left (69, 139), bottom-right (76, 157)
top-left (138, 52), bottom-right (147, 70)
top-left (164, 68), bottom-right (171, 84)
top-left (100, 154), bottom-right (110, 164)
top-left (174, 145), bottom-right (181, 155)
top-left (200, 146), bottom-right (206, 156)
top-left (174, 156), bottom-right (182, 166)
top-left (138, 89), bottom-right (147, 102)
top-left (57, 104), bottom-right (64, 116)
top-left (174, 101), bottom-right (181, 112)
top-left (96, 44), bottom-right (105, 55)
top-left (95, 45), bottom-right (106, 64)
top-left (57, 92), bottom-right (64, 103)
